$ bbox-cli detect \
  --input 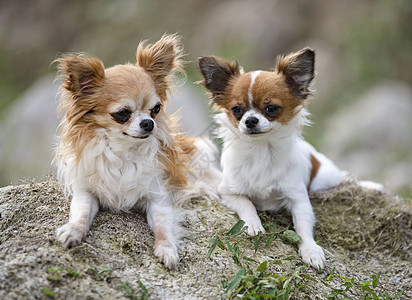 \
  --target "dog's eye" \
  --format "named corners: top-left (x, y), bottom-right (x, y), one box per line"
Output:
top-left (150, 103), bottom-right (162, 118)
top-left (111, 108), bottom-right (132, 124)
top-left (264, 104), bottom-right (280, 117)
top-left (231, 106), bottom-right (244, 118)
